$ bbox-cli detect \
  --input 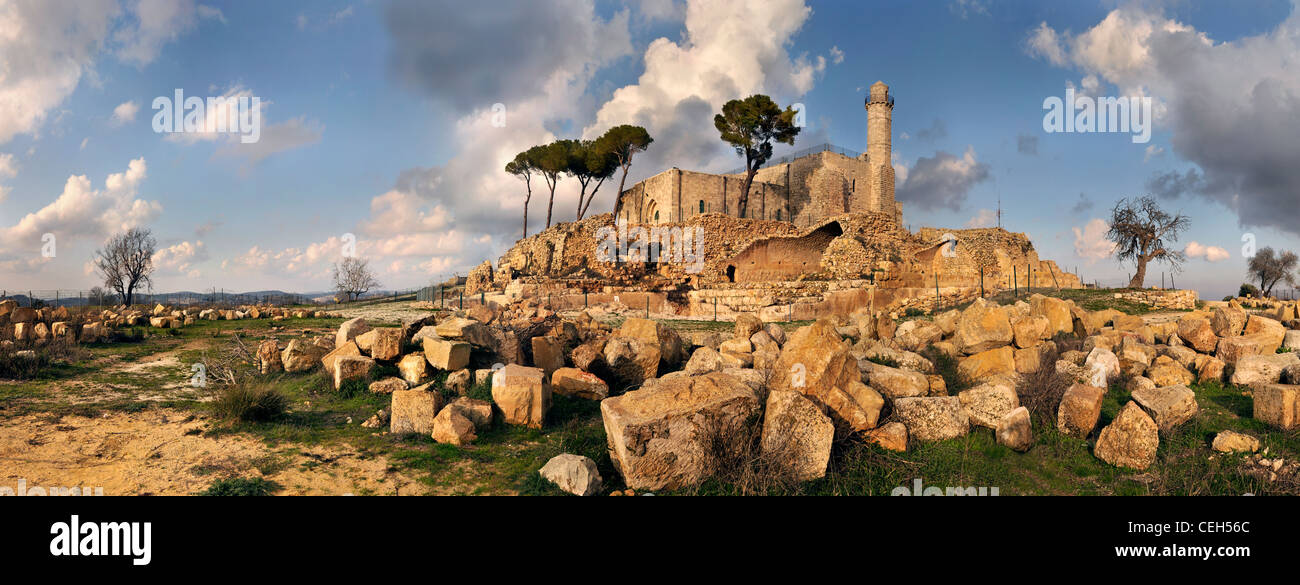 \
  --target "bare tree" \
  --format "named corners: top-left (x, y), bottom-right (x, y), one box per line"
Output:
top-left (94, 228), bottom-right (156, 307)
top-left (1106, 196), bottom-right (1190, 289)
top-left (1247, 247), bottom-right (1299, 298)
top-left (332, 257), bottom-right (381, 302)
